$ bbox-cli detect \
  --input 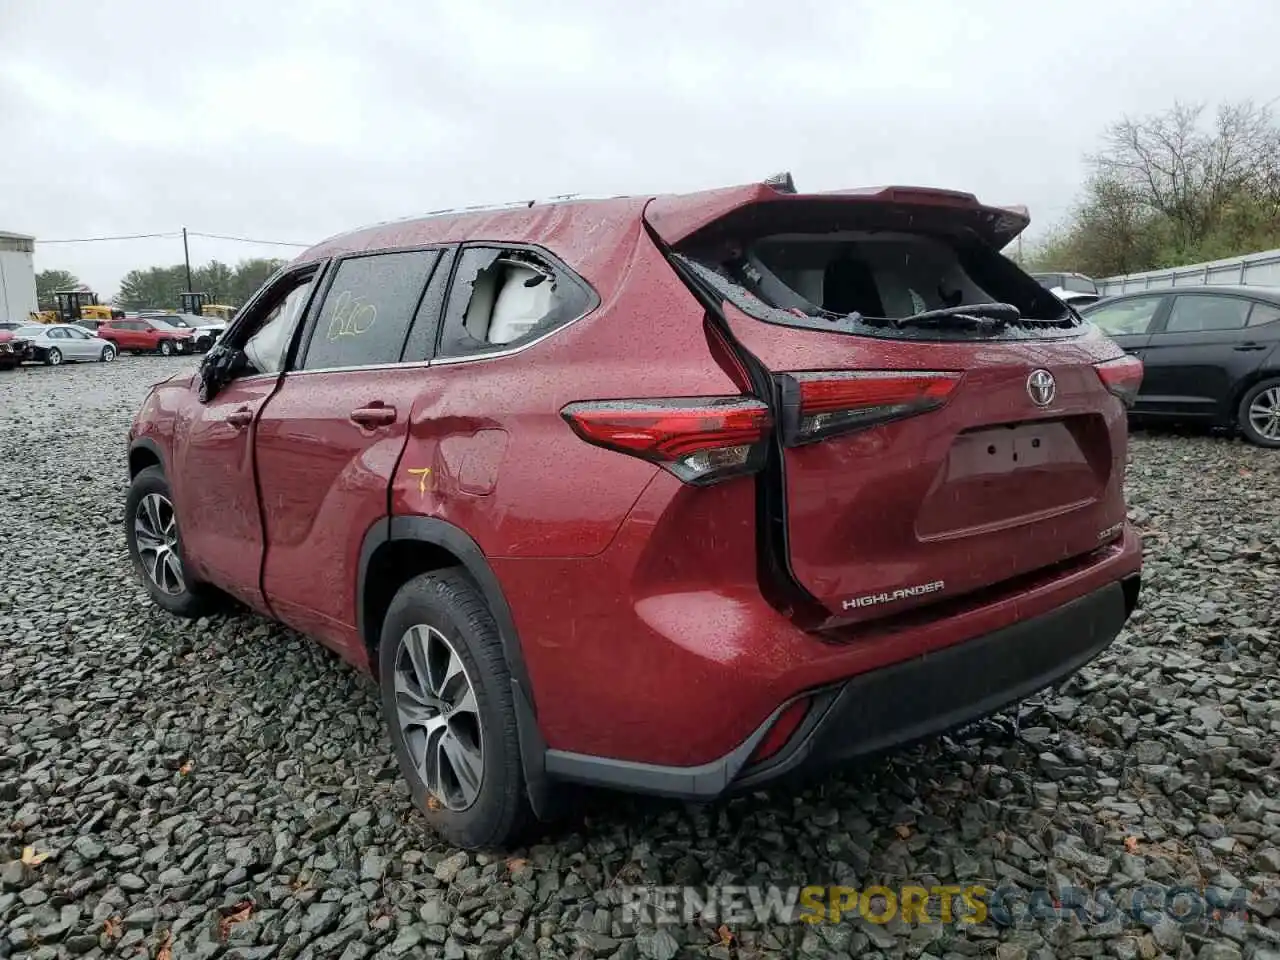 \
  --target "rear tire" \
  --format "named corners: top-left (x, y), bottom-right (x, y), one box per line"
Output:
top-left (379, 569), bottom-right (529, 849)
top-left (101, 344), bottom-right (116, 363)
top-left (125, 466), bottom-right (219, 617)
top-left (1238, 378), bottom-right (1280, 448)
top-left (45, 347), bottom-right (62, 366)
